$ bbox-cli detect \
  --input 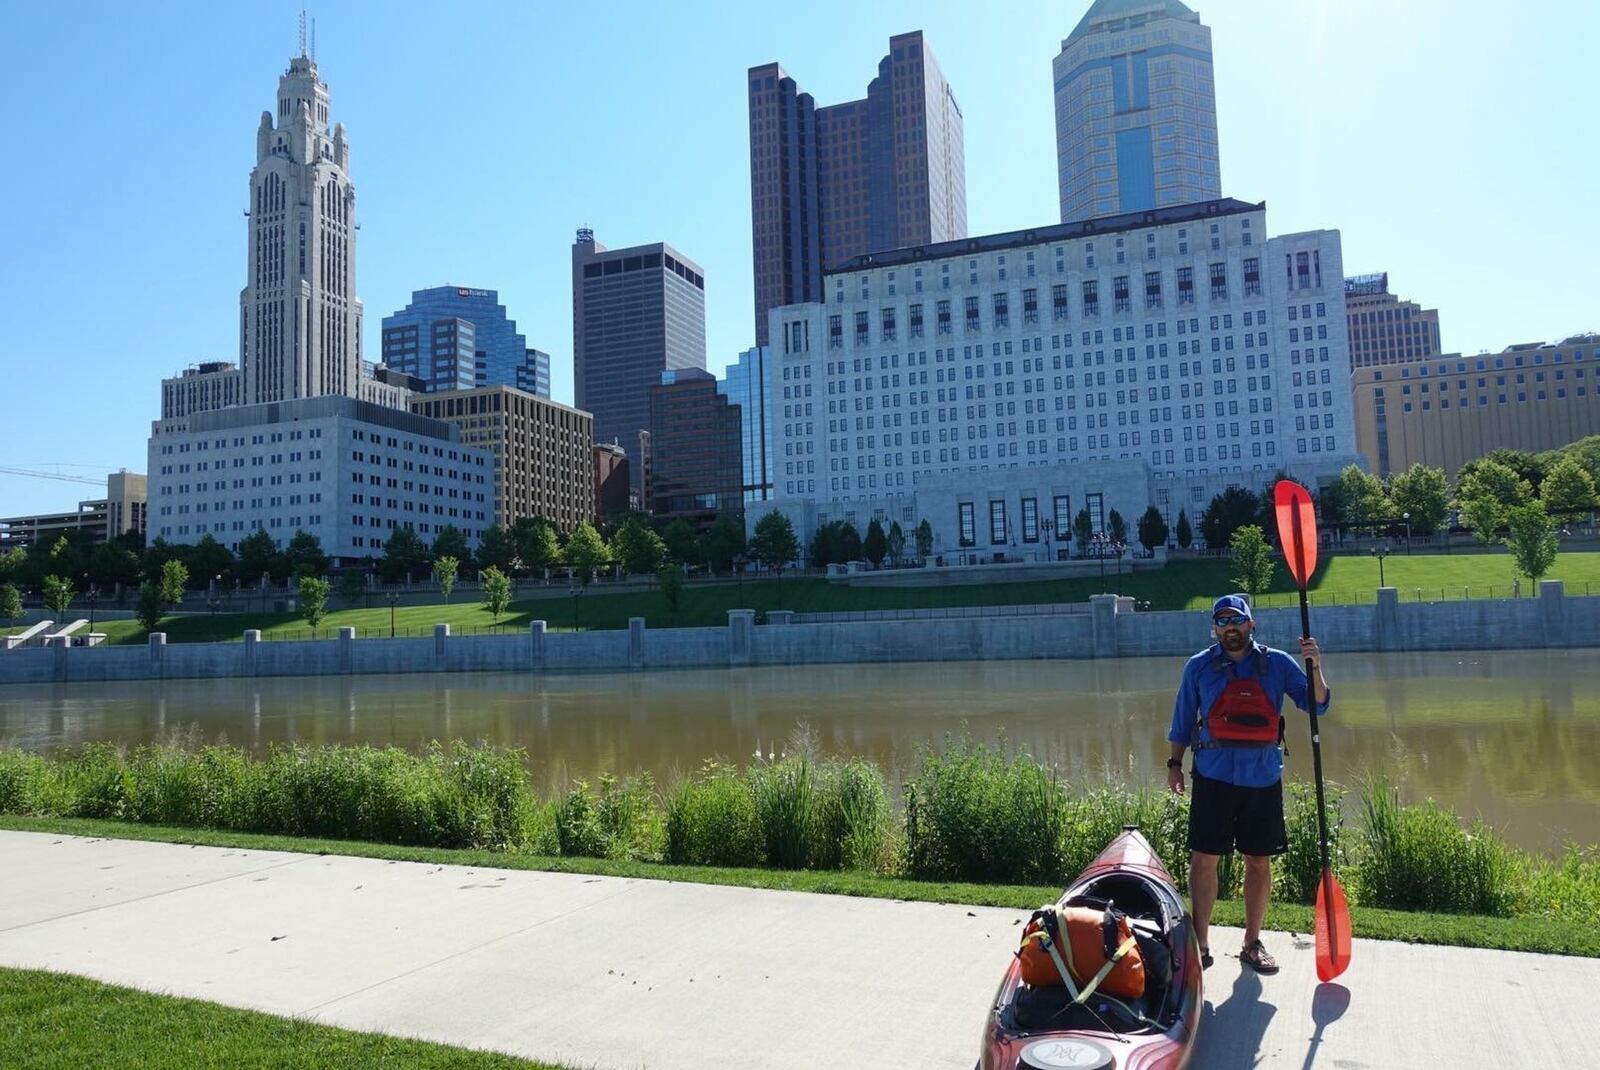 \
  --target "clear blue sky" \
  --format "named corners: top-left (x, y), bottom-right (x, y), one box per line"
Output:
top-left (2, 0), bottom-right (1594, 517)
